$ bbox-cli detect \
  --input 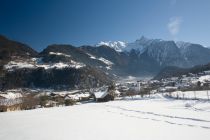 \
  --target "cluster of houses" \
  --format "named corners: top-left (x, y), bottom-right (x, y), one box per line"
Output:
top-left (0, 90), bottom-right (23, 112)
top-left (115, 79), bottom-right (159, 97)
top-left (114, 70), bottom-right (210, 97)
top-left (0, 89), bottom-right (90, 112)
top-left (2, 70), bottom-right (210, 112)
top-left (0, 86), bottom-right (120, 112)
top-left (159, 71), bottom-right (210, 92)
